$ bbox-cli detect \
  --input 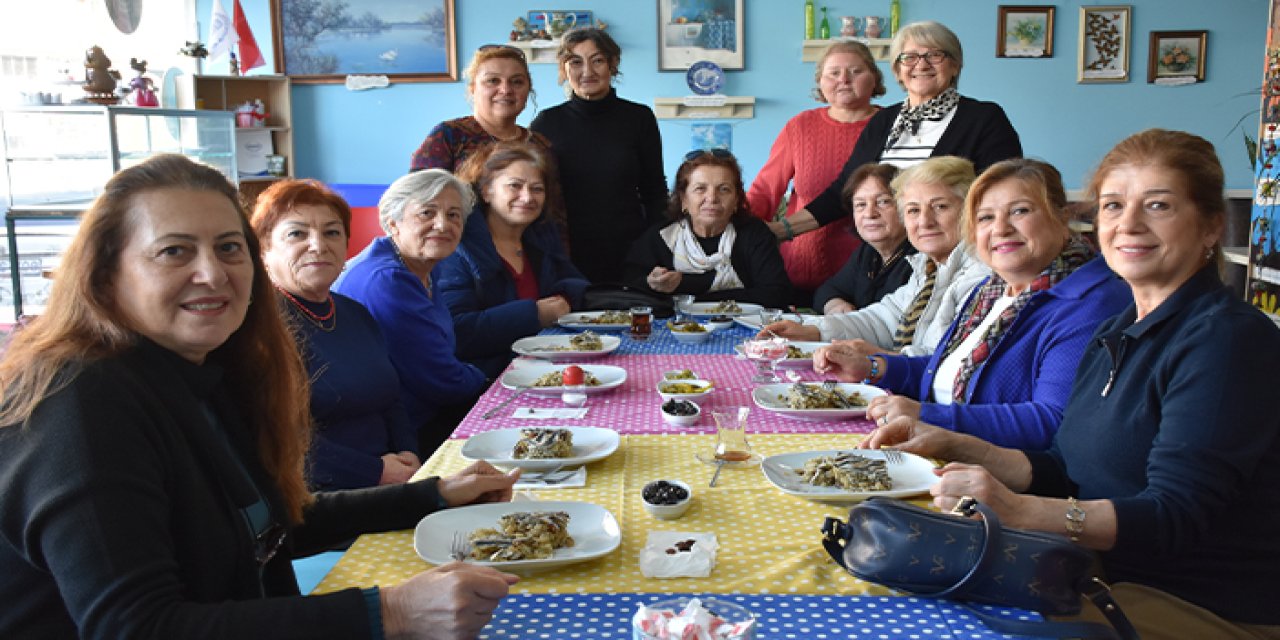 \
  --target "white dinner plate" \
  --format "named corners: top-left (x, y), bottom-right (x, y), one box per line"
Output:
top-left (556, 311), bottom-right (631, 331)
top-left (751, 382), bottom-right (886, 420)
top-left (413, 501), bottom-right (621, 572)
top-left (760, 449), bottom-right (936, 503)
top-left (511, 334), bottom-right (621, 361)
top-left (500, 364), bottom-right (627, 395)
top-left (684, 302), bottom-right (764, 318)
top-left (459, 426), bottom-right (621, 471)
top-left (775, 341), bottom-right (830, 369)
top-left (734, 313), bottom-right (821, 332)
